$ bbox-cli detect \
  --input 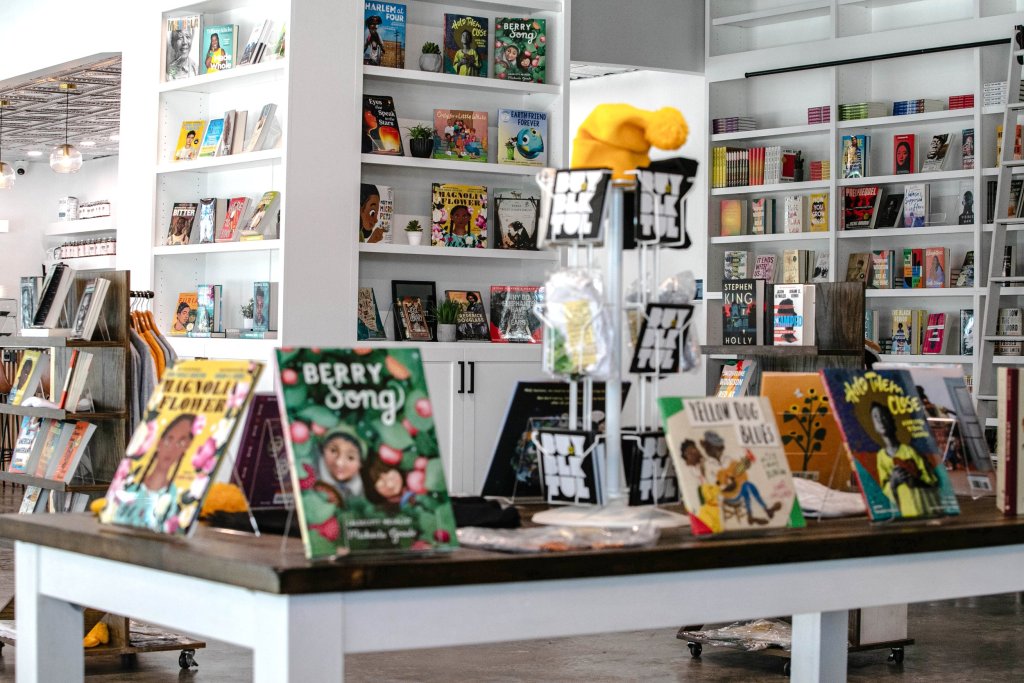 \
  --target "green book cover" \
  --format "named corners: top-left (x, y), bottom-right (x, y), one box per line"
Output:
top-left (276, 347), bottom-right (458, 558)
top-left (202, 24), bottom-right (236, 72)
